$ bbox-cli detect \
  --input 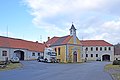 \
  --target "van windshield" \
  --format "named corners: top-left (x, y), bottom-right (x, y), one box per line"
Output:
top-left (47, 52), bottom-right (56, 56)
top-left (50, 52), bottom-right (56, 56)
